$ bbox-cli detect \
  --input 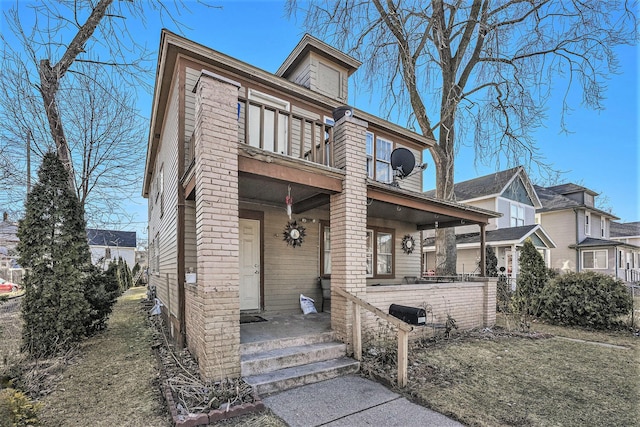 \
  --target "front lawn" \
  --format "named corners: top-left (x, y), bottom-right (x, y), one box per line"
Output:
top-left (364, 317), bottom-right (639, 427)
